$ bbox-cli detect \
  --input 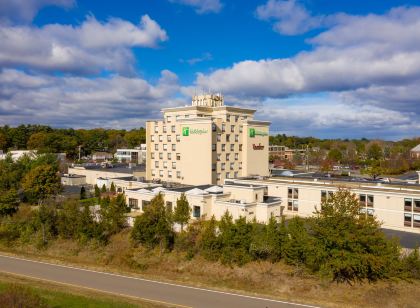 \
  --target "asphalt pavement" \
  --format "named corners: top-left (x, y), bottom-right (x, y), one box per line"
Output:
top-left (0, 254), bottom-right (318, 308)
